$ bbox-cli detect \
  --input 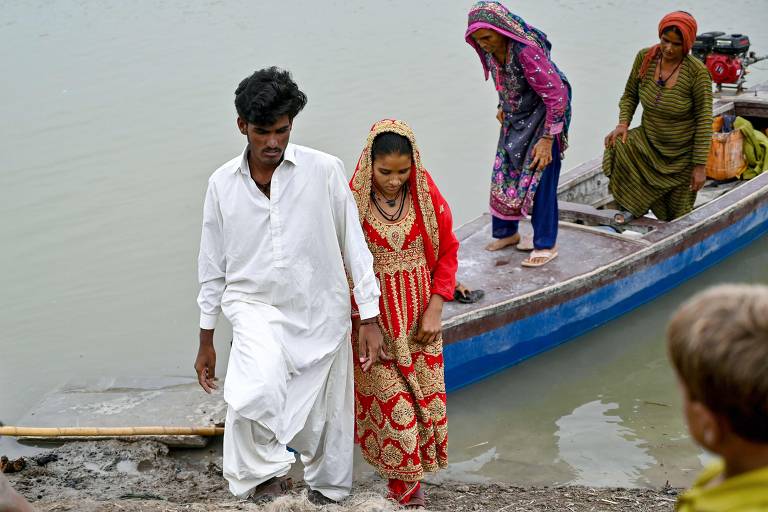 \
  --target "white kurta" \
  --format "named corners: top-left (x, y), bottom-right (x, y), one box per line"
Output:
top-left (197, 143), bottom-right (380, 498)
